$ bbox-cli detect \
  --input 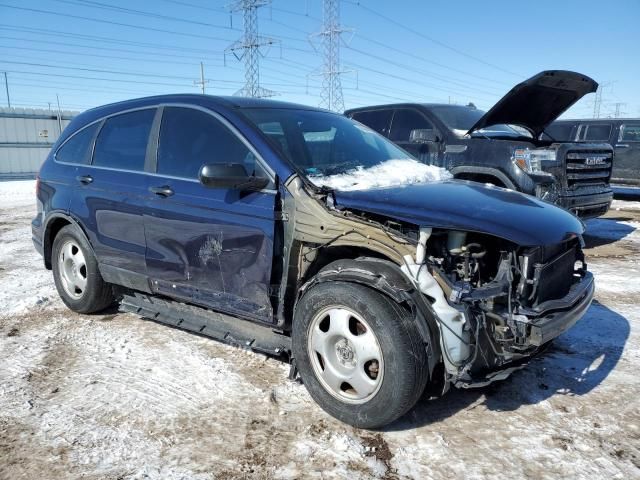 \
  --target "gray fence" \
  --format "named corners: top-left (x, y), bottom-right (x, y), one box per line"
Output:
top-left (0, 107), bottom-right (78, 178)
